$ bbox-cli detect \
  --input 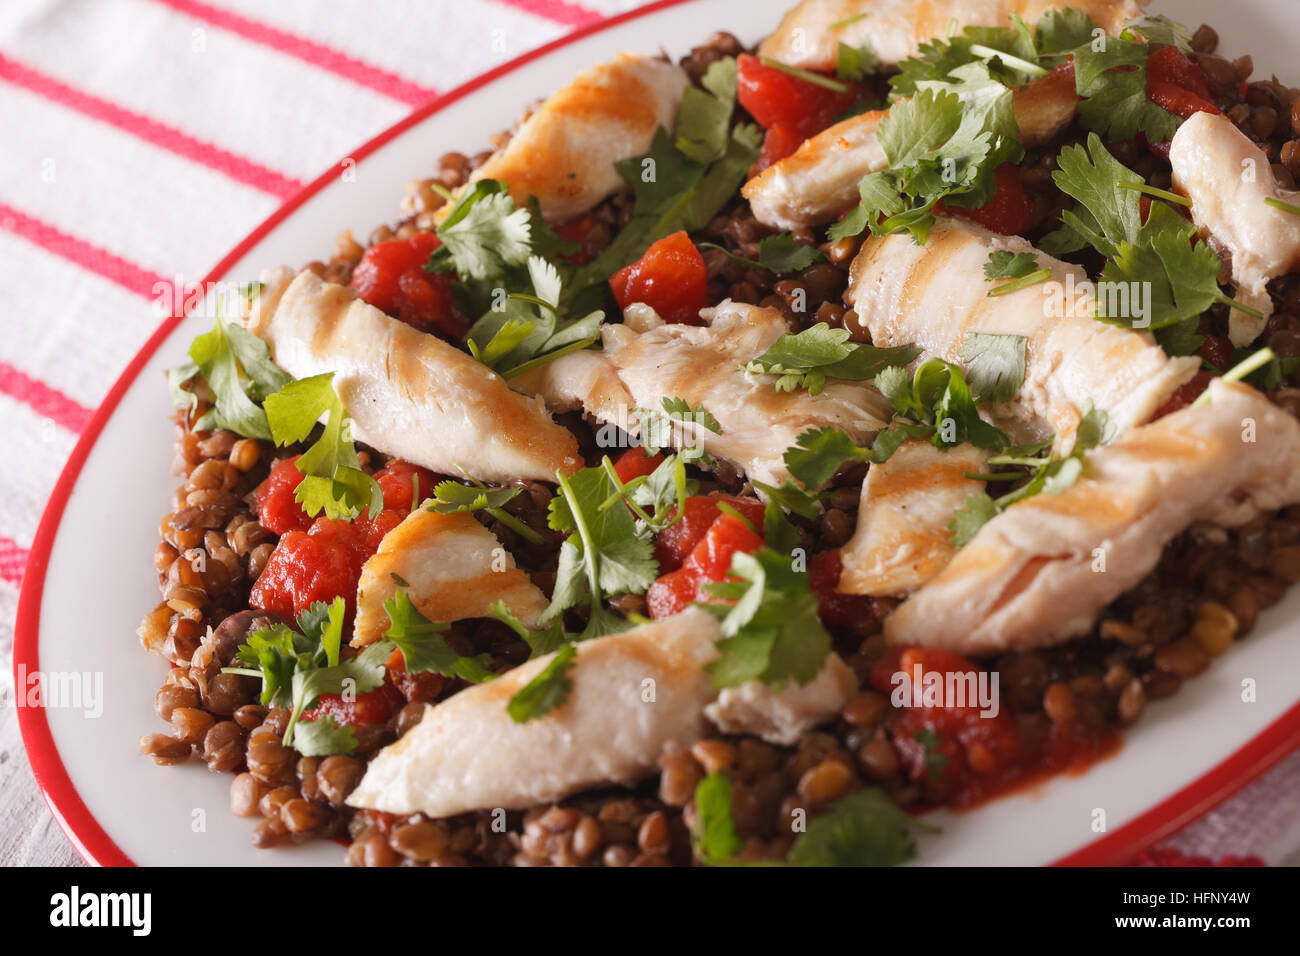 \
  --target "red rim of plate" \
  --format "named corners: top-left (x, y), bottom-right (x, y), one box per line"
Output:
top-left (13, 0), bottom-right (1300, 868)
